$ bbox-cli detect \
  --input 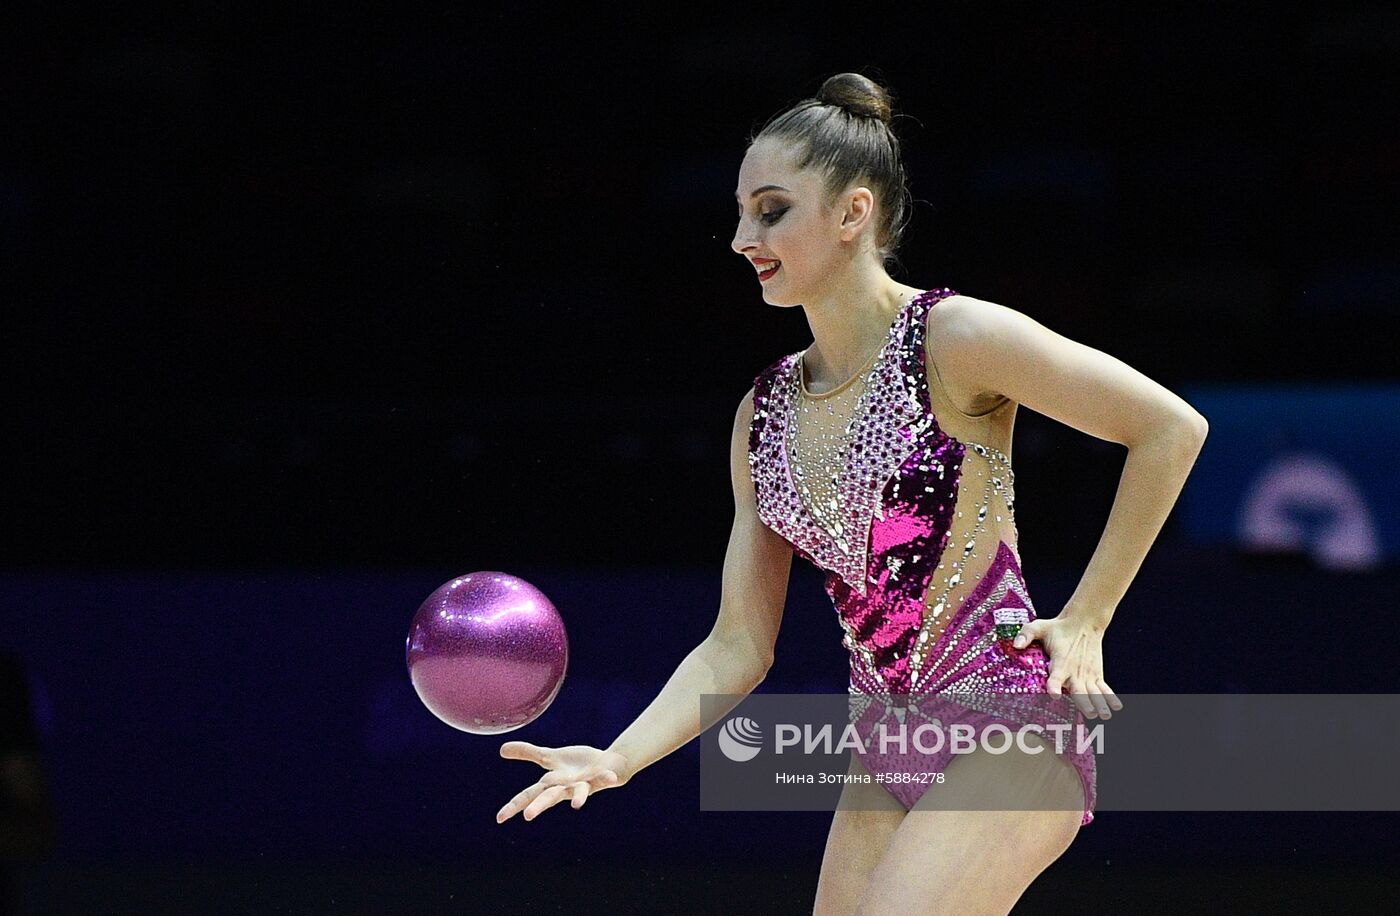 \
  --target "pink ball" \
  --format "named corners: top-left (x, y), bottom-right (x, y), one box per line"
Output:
top-left (405, 571), bottom-right (568, 734)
